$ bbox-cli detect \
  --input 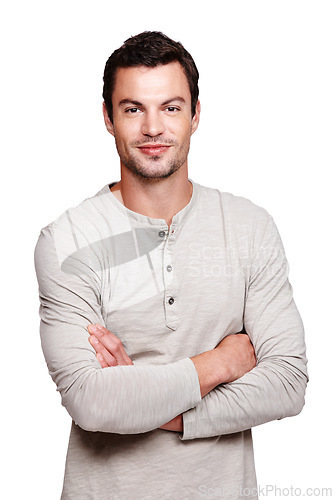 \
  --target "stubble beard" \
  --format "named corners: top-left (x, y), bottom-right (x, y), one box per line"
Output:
top-left (115, 137), bottom-right (191, 182)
